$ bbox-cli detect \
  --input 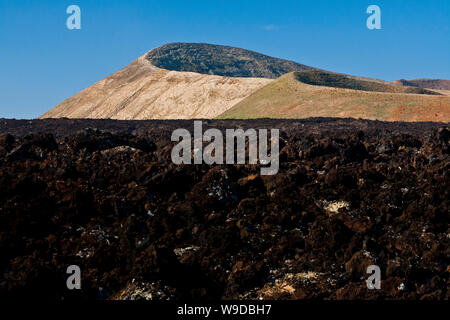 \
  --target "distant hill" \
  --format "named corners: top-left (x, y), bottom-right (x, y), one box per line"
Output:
top-left (393, 79), bottom-right (450, 91)
top-left (146, 42), bottom-right (316, 78)
top-left (218, 71), bottom-right (450, 122)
